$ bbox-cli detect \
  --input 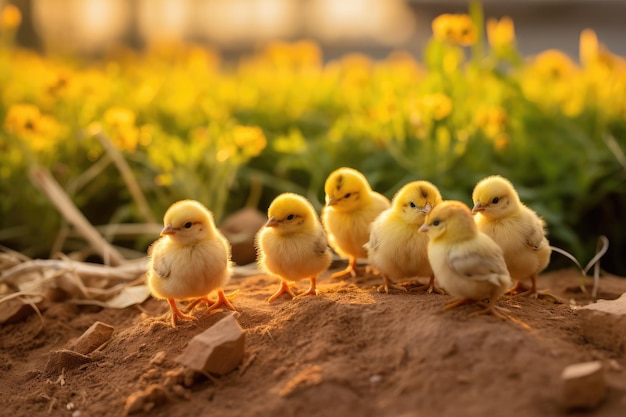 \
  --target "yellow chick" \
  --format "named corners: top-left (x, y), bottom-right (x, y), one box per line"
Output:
top-left (366, 180), bottom-right (443, 293)
top-left (322, 167), bottom-right (390, 279)
top-left (419, 201), bottom-right (513, 318)
top-left (471, 175), bottom-right (551, 297)
top-left (256, 193), bottom-right (333, 302)
top-left (147, 200), bottom-right (235, 326)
